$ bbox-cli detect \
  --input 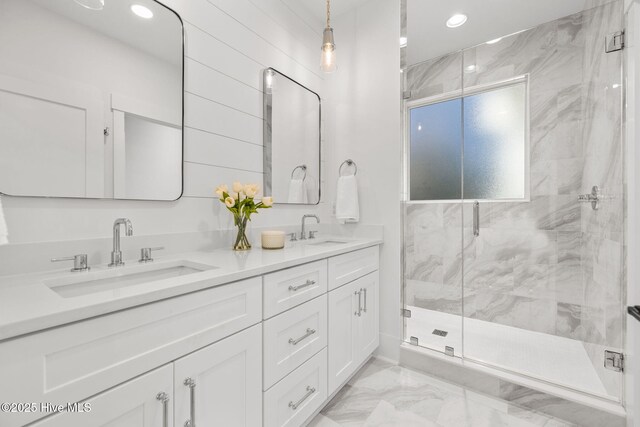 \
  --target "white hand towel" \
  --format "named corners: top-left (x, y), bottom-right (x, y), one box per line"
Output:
top-left (336, 175), bottom-right (359, 224)
top-left (288, 178), bottom-right (308, 204)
